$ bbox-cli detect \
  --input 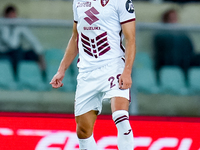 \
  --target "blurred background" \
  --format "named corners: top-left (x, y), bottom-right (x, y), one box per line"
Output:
top-left (0, 0), bottom-right (200, 117)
